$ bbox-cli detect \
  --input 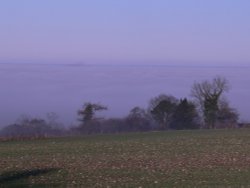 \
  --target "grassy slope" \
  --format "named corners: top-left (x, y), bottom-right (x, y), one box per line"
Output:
top-left (1, 129), bottom-right (250, 187)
